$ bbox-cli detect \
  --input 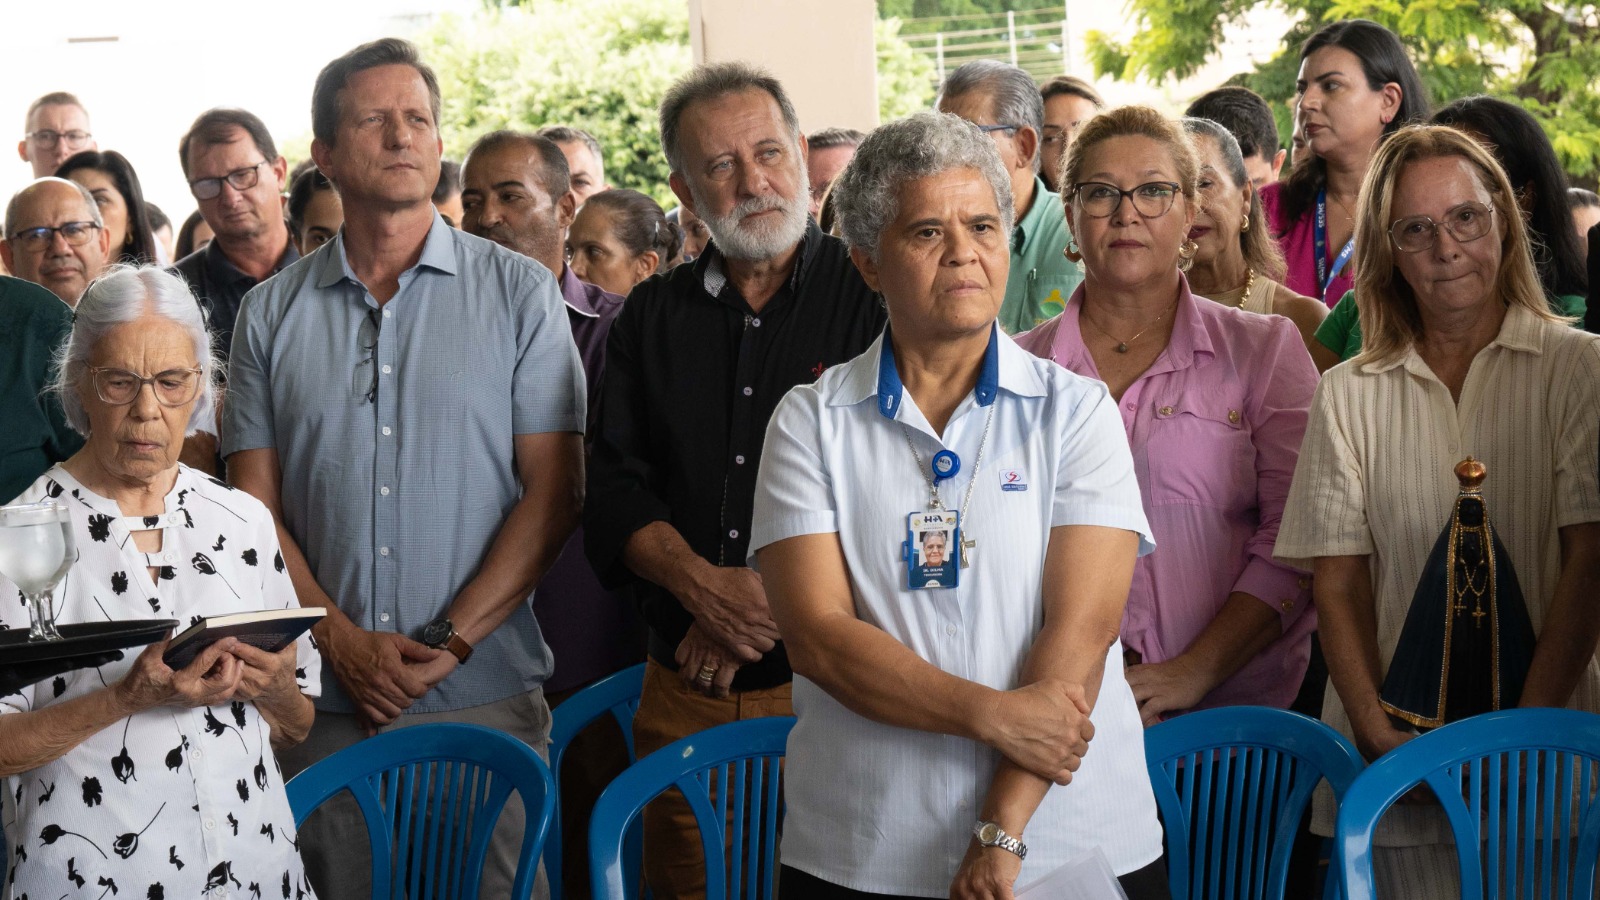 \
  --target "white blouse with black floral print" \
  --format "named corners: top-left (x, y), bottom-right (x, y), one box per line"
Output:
top-left (2, 464), bottom-right (321, 900)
